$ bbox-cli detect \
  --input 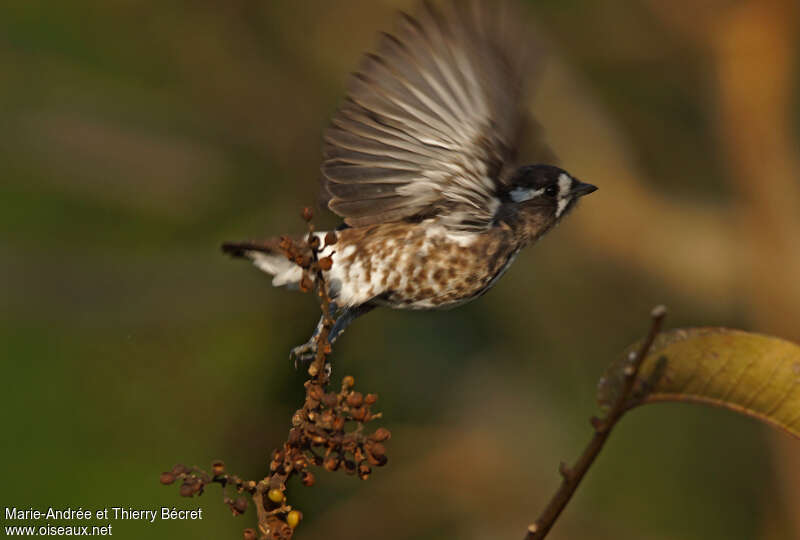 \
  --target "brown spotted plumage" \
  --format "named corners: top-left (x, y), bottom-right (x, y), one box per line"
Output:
top-left (222, 0), bottom-right (597, 362)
